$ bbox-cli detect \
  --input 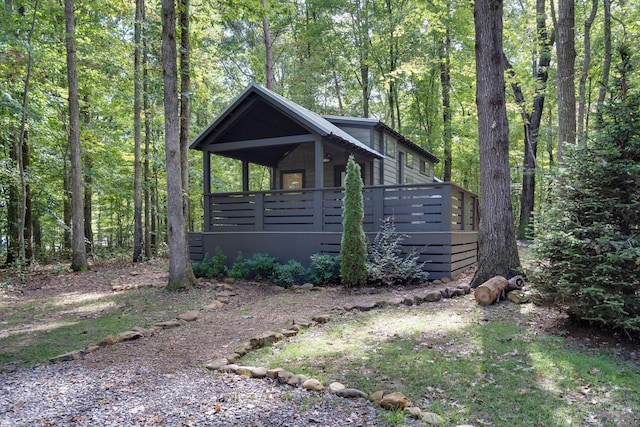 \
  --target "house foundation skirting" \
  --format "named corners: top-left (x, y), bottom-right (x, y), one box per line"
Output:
top-left (188, 231), bottom-right (477, 280)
